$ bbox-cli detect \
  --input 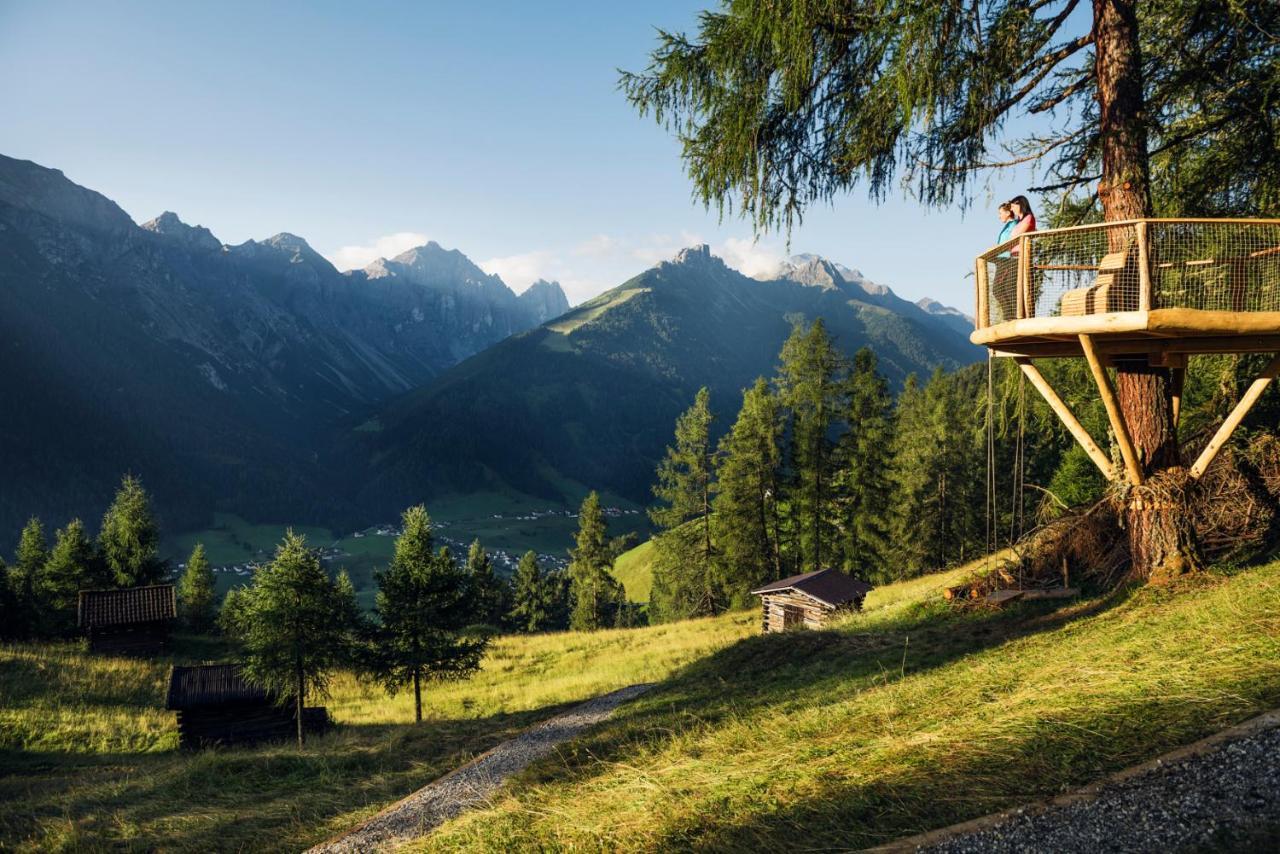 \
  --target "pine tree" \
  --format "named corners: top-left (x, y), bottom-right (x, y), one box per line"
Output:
top-left (39, 519), bottom-right (104, 634)
top-left (178, 543), bottom-right (217, 633)
top-left (219, 529), bottom-right (356, 746)
top-left (368, 506), bottom-right (485, 723)
top-left (98, 475), bottom-right (164, 588)
top-left (568, 492), bottom-right (624, 631)
top-left (775, 319), bottom-right (848, 572)
top-left (0, 558), bottom-right (17, 641)
top-left (12, 517), bottom-right (49, 637)
top-left (466, 539), bottom-right (511, 629)
top-left (509, 550), bottom-right (555, 633)
top-left (649, 388), bottom-right (720, 620)
top-left (713, 378), bottom-right (783, 605)
top-left (834, 349), bottom-right (894, 581)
